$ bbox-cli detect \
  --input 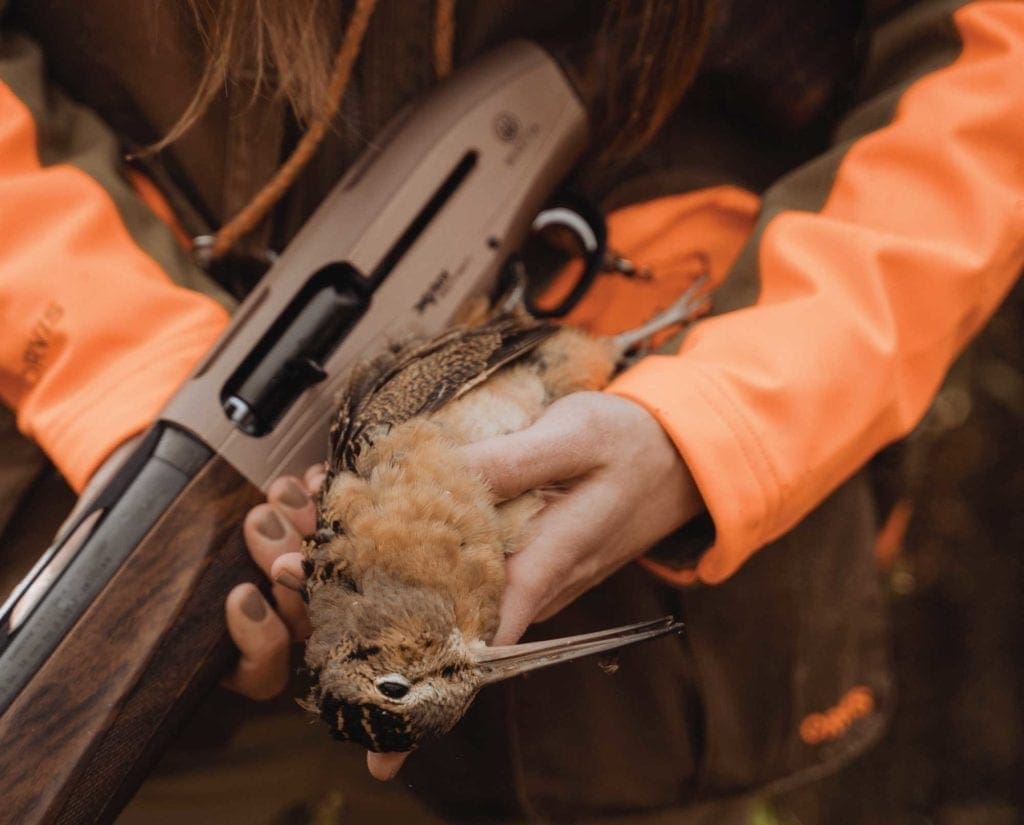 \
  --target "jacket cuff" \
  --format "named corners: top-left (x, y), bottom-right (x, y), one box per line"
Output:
top-left (16, 301), bottom-right (228, 492)
top-left (608, 354), bottom-right (779, 584)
